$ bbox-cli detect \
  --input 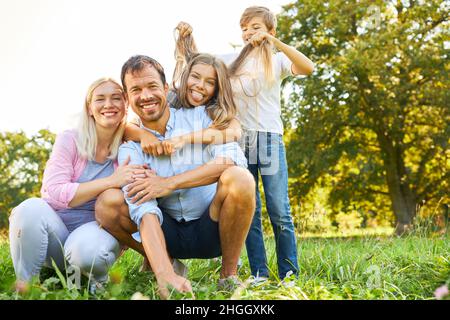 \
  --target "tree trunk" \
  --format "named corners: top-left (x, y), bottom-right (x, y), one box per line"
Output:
top-left (377, 133), bottom-right (417, 235)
